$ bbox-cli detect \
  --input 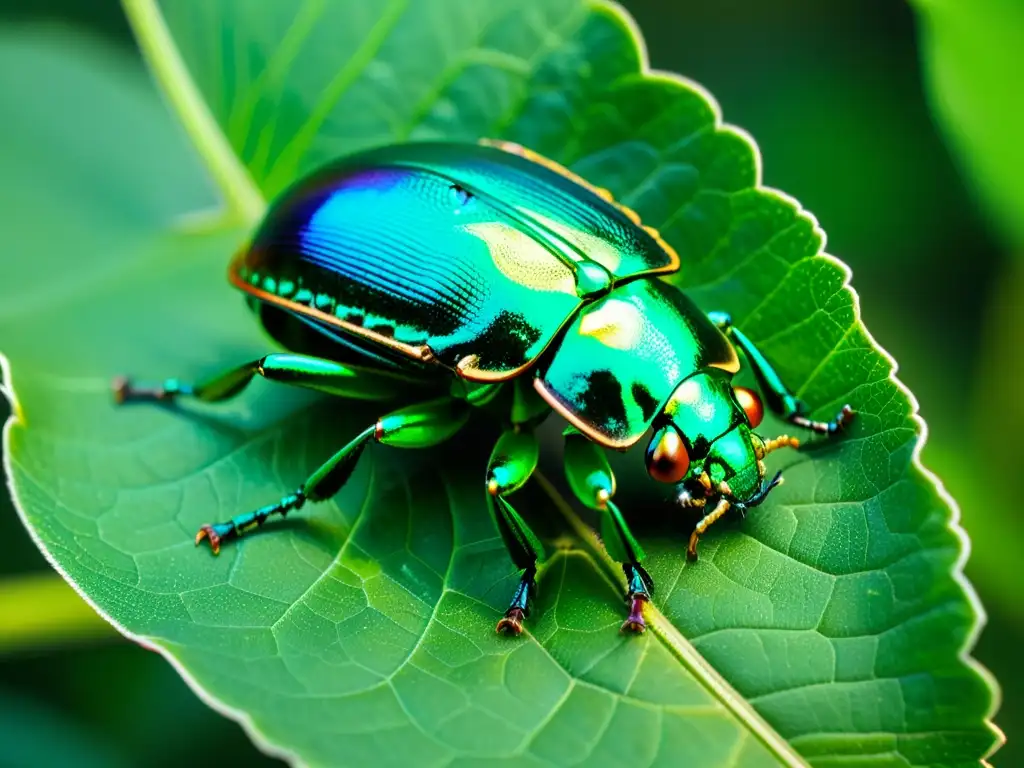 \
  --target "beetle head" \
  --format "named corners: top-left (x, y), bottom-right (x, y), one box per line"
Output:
top-left (644, 373), bottom-right (785, 511)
